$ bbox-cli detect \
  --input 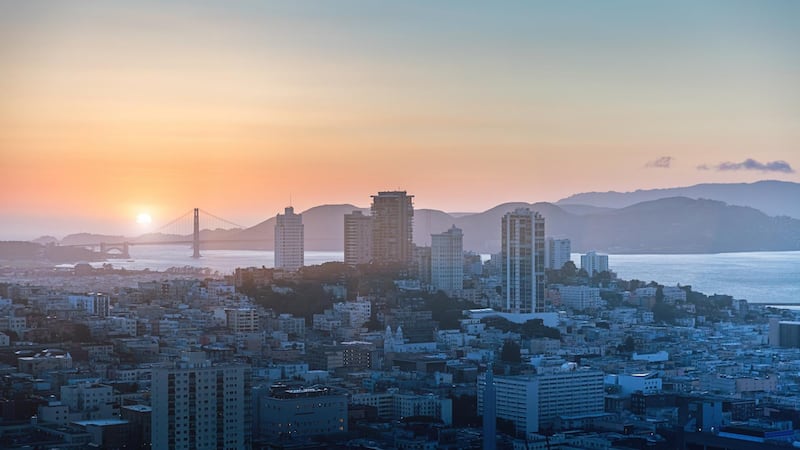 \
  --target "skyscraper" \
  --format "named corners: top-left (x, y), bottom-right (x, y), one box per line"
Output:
top-left (274, 206), bottom-right (304, 271)
top-left (545, 237), bottom-right (571, 270)
top-left (344, 210), bottom-right (372, 266)
top-left (431, 225), bottom-right (463, 294)
top-left (501, 208), bottom-right (545, 313)
top-left (151, 352), bottom-right (252, 450)
top-left (370, 191), bottom-right (414, 265)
